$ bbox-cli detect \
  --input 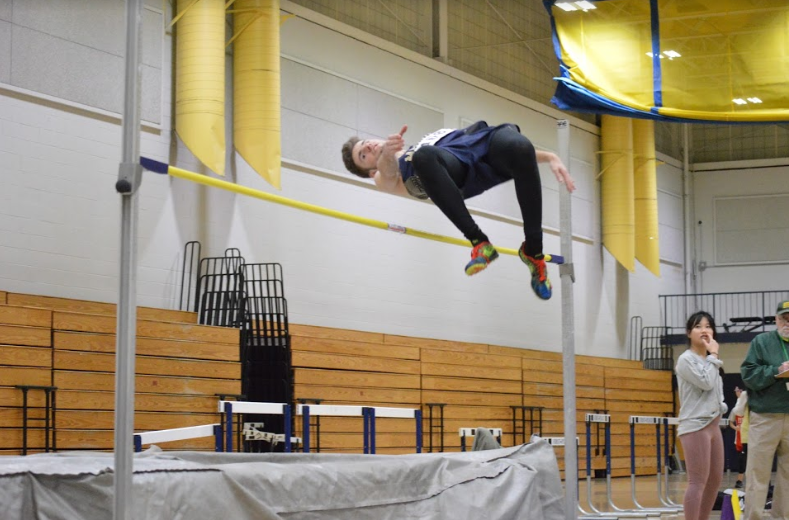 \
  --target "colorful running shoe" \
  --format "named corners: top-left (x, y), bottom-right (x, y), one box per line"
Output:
top-left (464, 241), bottom-right (499, 276)
top-left (518, 244), bottom-right (552, 300)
